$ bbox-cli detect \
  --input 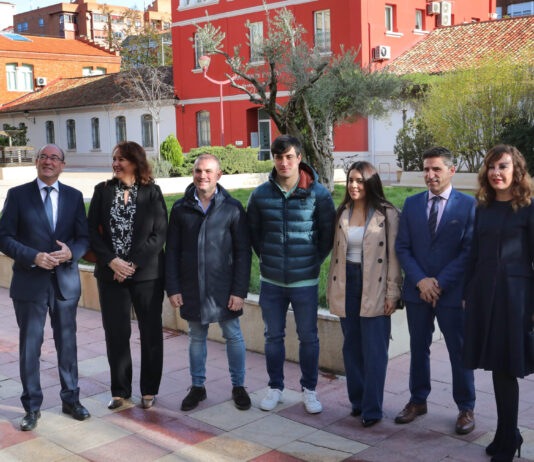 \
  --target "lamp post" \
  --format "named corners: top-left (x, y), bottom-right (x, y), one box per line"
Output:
top-left (198, 55), bottom-right (232, 146)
